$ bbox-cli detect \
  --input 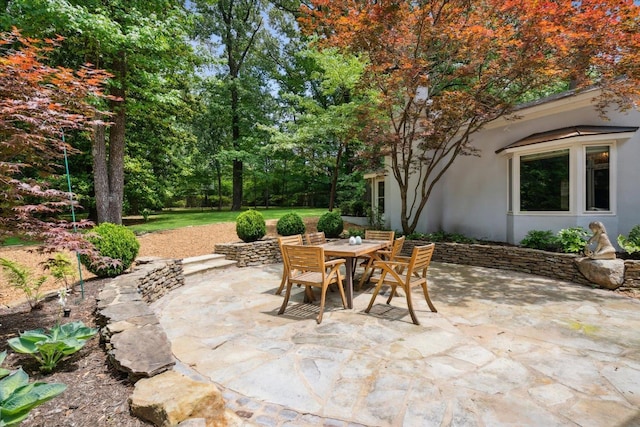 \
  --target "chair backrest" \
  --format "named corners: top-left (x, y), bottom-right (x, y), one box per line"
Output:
top-left (284, 244), bottom-right (325, 274)
top-left (278, 234), bottom-right (303, 250)
top-left (406, 244), bottom-right (435, 278)
top-left (304, 231), bottom-right (326, 245)
top-left (278, 234), bottom-right (303, 266)
top-left (389, 236), bottom-right (406, 259)
top-left (365, 230), bottom-right (395, 243)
